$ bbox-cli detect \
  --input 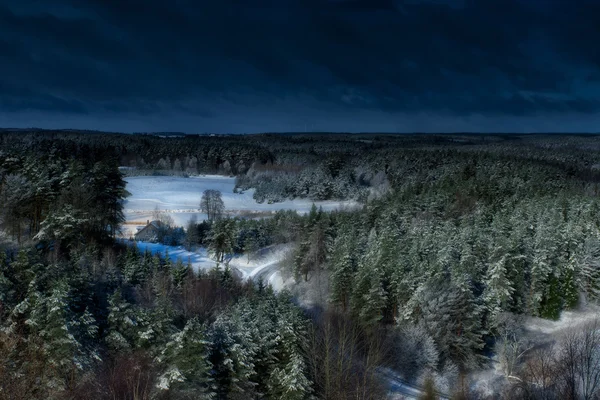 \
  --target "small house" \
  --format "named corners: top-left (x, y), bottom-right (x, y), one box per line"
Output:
top-left (134, 220), bottom-right (164, 242)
